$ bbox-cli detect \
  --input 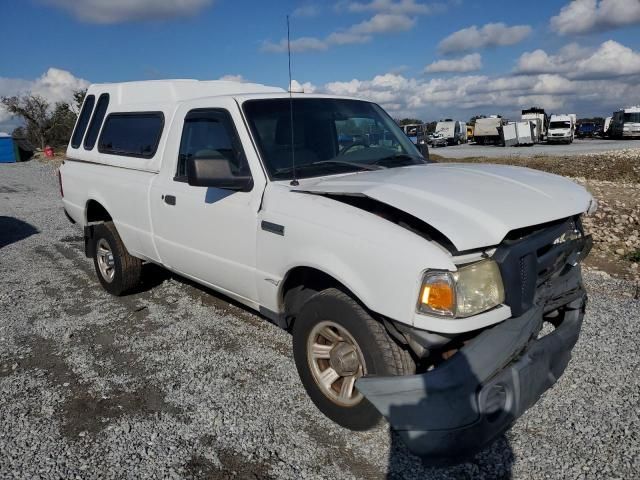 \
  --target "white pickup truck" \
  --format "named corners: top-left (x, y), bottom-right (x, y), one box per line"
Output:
top-left (60, 80), bottom-right (595, 462)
